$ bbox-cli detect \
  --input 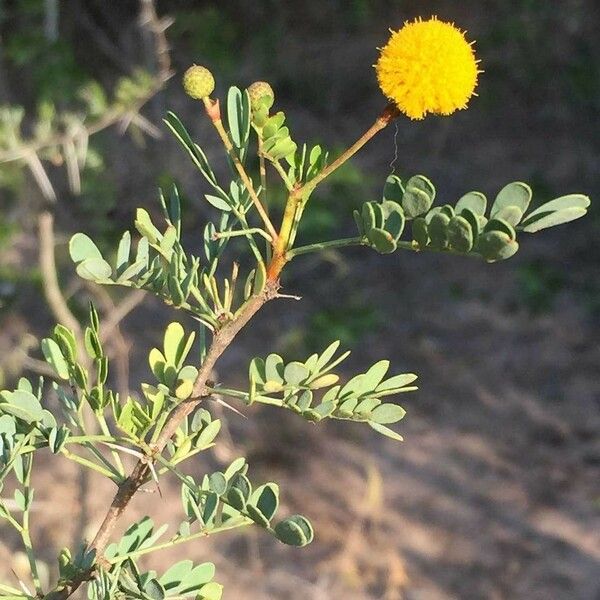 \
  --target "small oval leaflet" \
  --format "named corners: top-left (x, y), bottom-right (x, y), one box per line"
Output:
top-left (370, 403), bottom-right (407, 424)
top-left (274, 514), bottom-right (314, 547)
